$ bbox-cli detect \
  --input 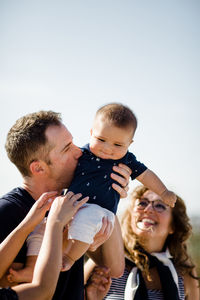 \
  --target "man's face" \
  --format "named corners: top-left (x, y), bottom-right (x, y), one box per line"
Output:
top-left (45, 124), bottom-right (82, 191)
